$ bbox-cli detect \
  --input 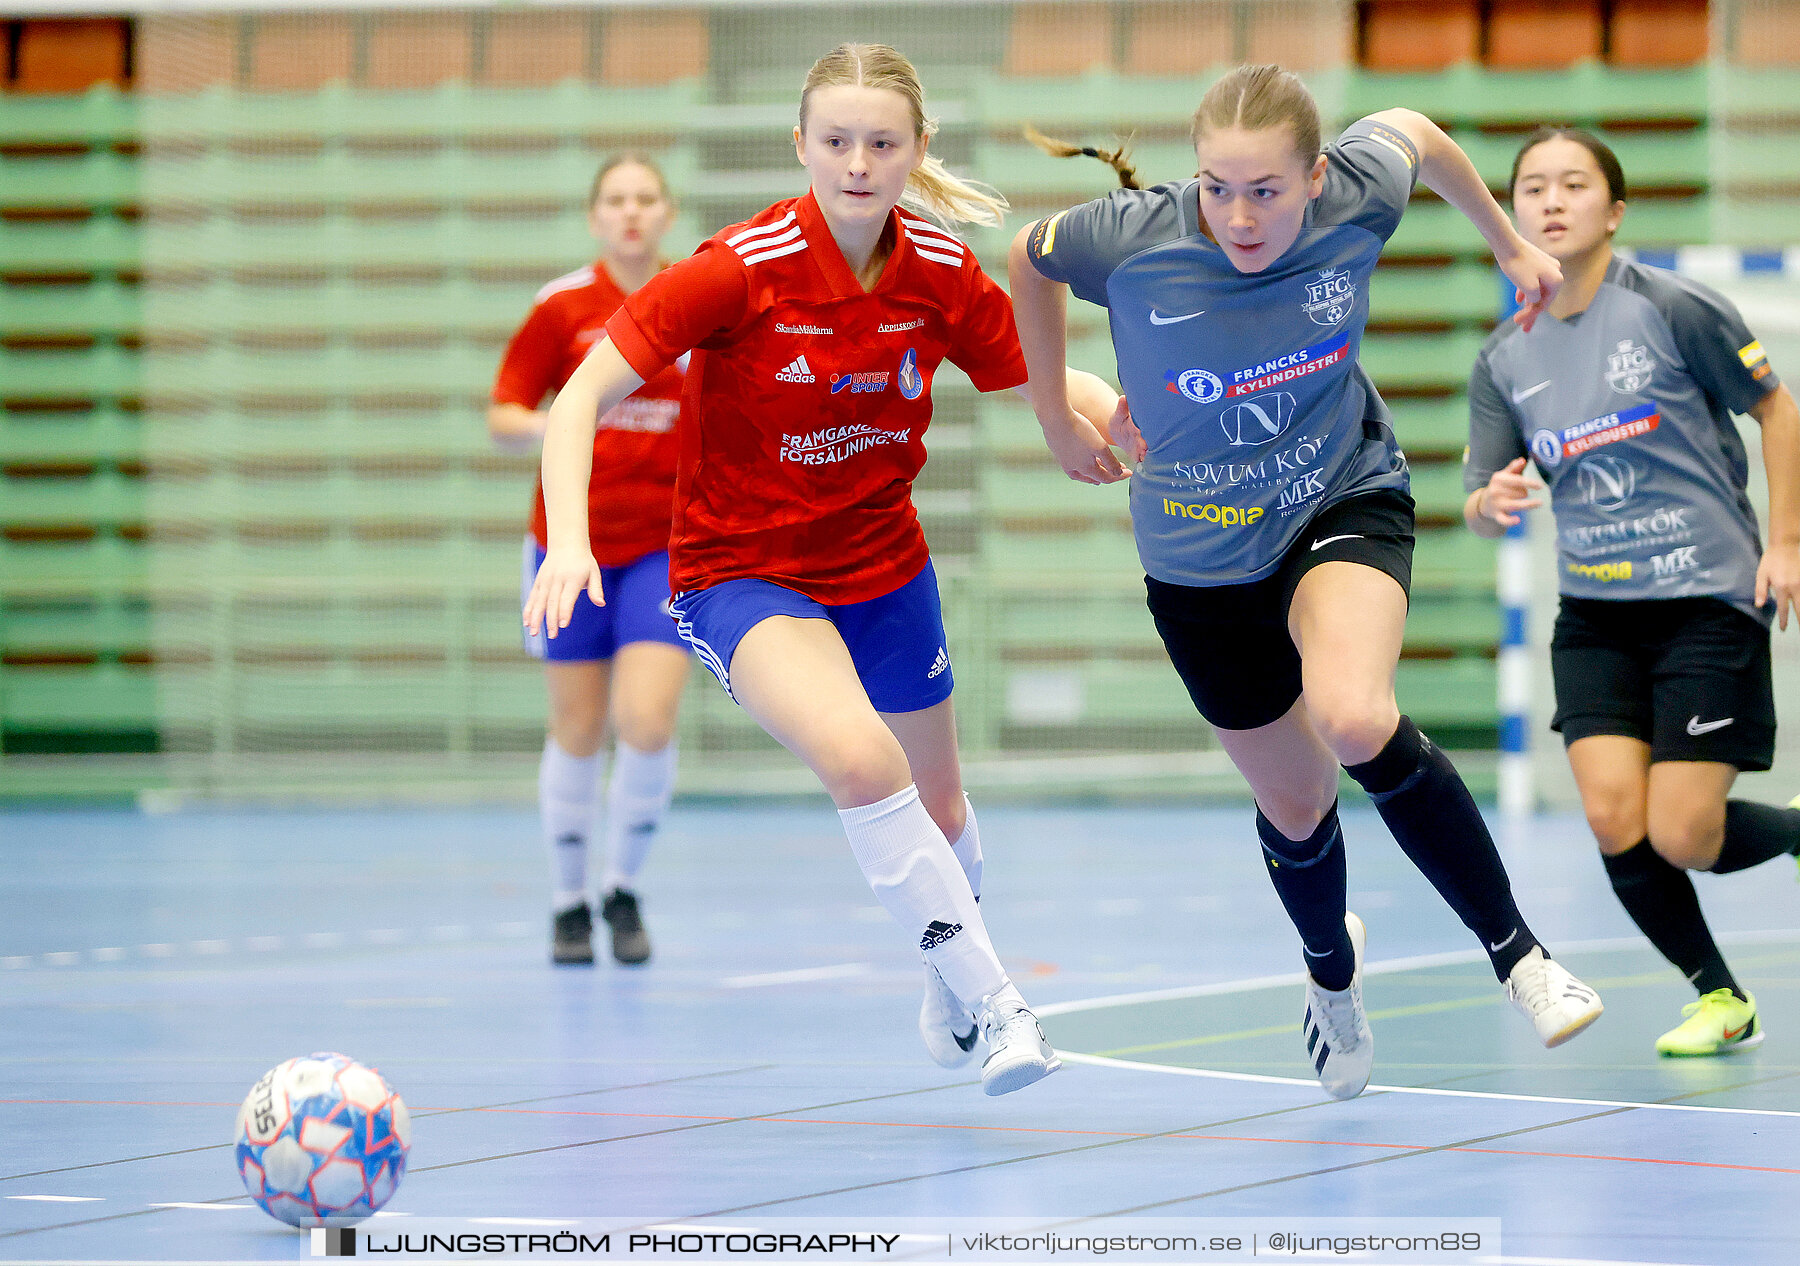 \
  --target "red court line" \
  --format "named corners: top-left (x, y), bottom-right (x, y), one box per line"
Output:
top-left (9, 1099), bottom-right (1797, 1177)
